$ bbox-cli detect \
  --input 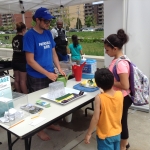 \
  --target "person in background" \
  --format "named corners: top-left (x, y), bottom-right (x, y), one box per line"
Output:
top-left (23, 7), bottom-right (65, 141)
top-left (85, 68), bottom-right (123, 150)
top-left (12, 22), bottom-right (28, 94)
top-left (104, 29), bottom-right (132, 150)
top-left (67, 35), bottom-right (83, 65)
top-left (51, 19), bottom-right (68, 61)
